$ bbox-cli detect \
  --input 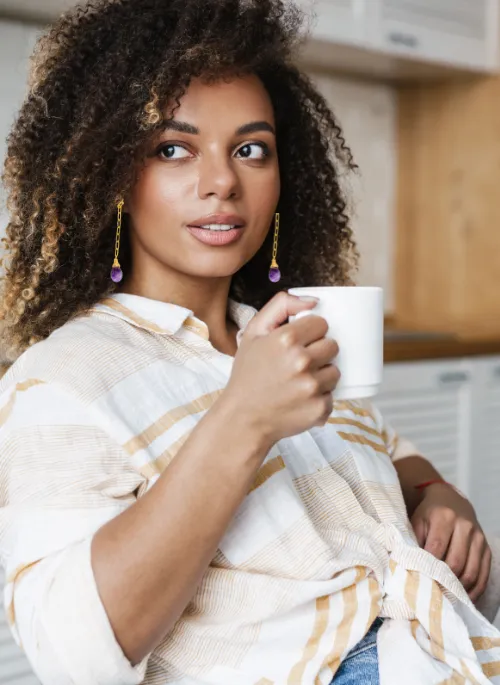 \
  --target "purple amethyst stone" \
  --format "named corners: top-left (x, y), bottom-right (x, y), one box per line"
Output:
top-left (268, 266), bottom-right (281, 283)
top-left (111, 266), bottom-right (123, 284)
